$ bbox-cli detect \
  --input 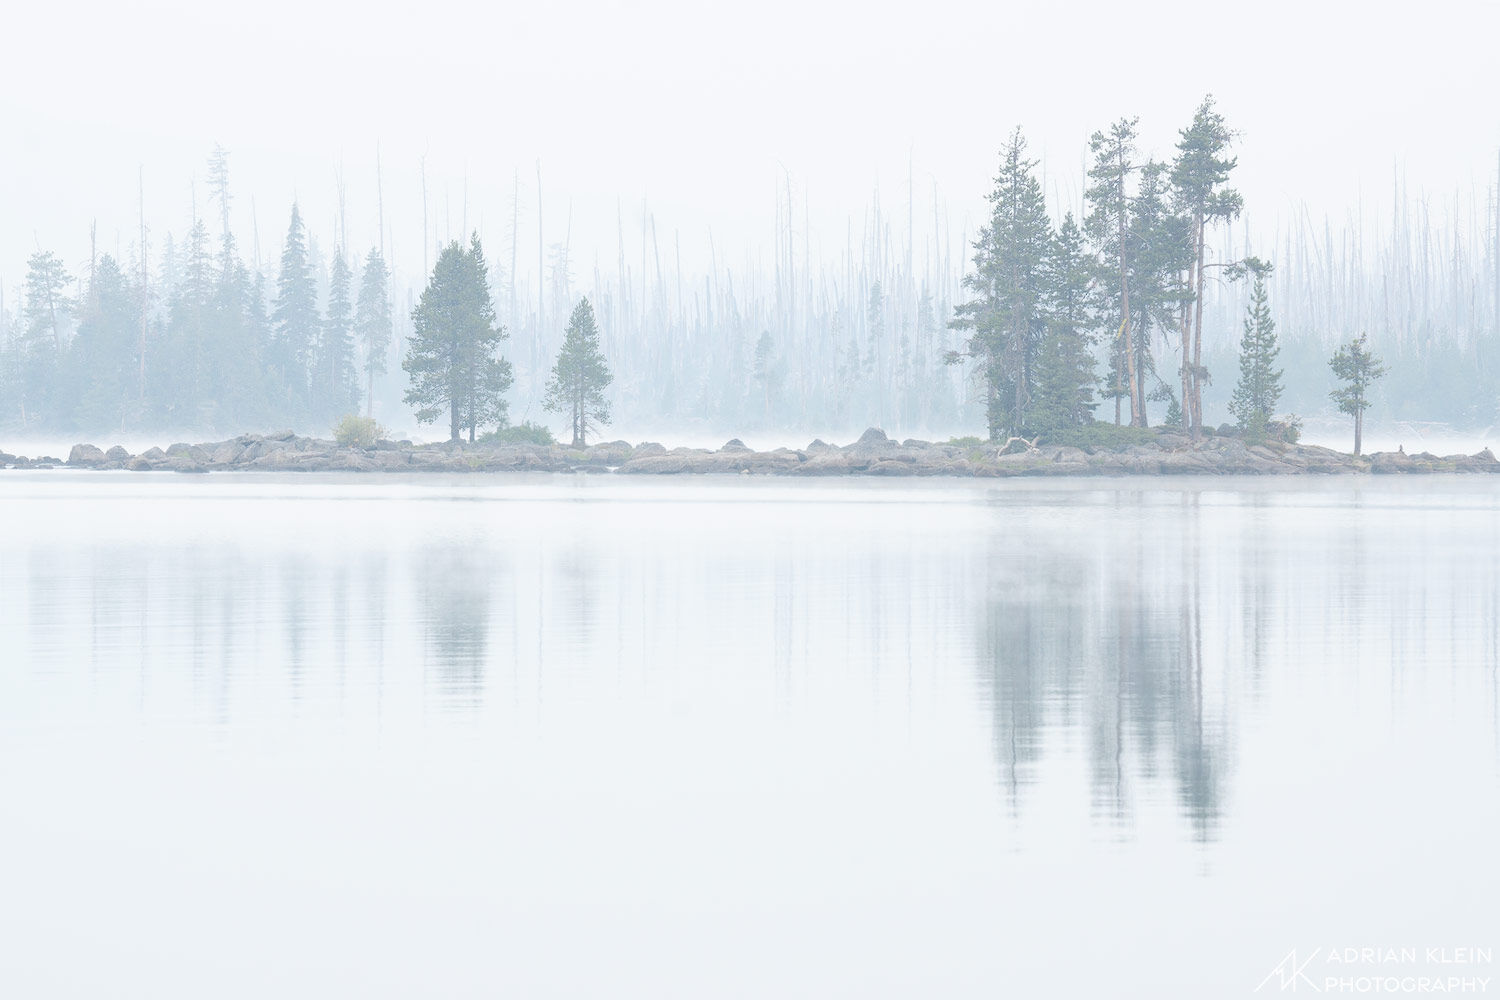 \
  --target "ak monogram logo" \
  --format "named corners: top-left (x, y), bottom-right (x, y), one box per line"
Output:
top-left (1257, 949), bottom-right (1324, 992)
